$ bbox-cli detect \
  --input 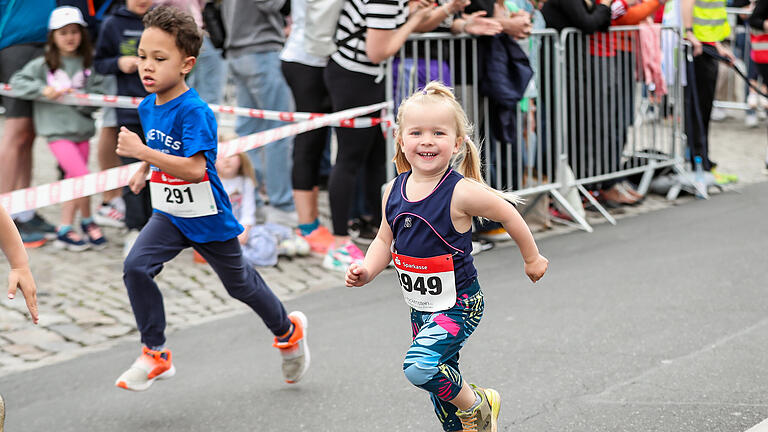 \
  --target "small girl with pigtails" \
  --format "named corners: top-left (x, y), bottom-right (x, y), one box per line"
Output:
top-left (345, 81), bottom-right (548, 432)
